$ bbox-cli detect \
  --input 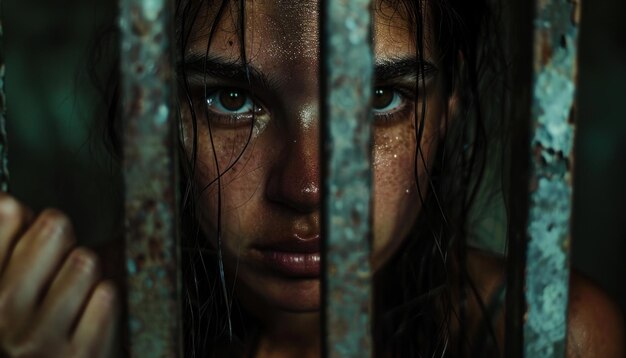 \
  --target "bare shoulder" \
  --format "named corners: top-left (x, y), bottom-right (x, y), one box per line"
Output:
top-left (566, 273), bottom-right (625, 357)
top-left (465, 250), bottom-right (625, 357)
